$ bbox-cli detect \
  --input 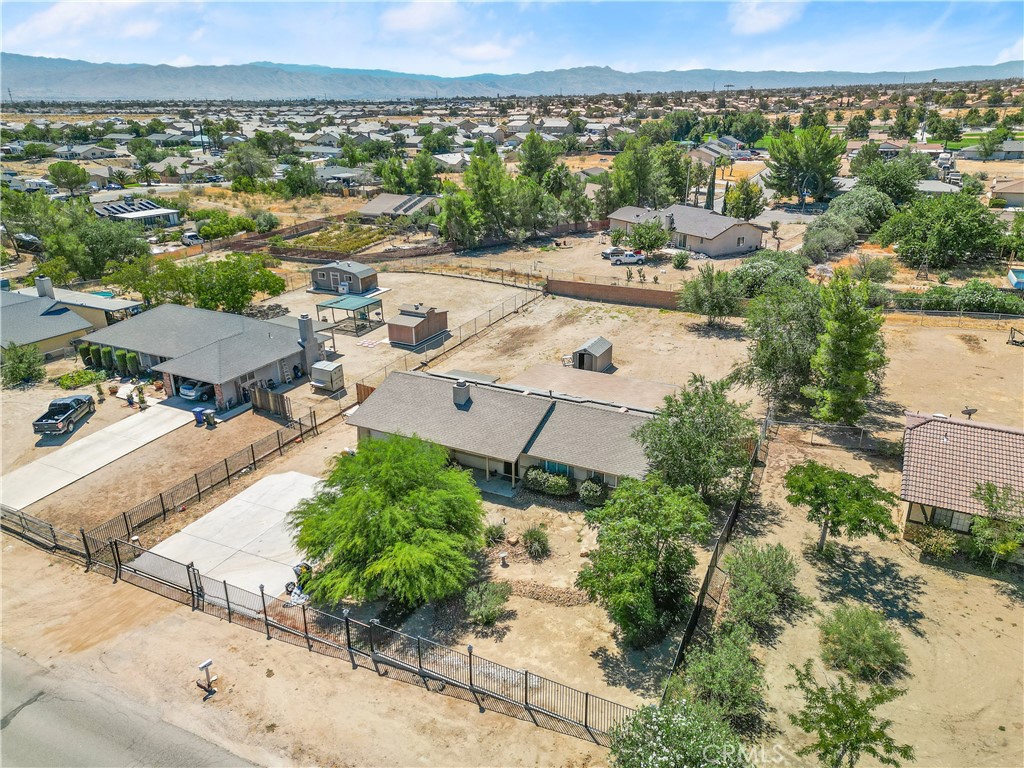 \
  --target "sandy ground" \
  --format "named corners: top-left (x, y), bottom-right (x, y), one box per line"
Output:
top-left (738, 430), bottom-right (1024, 768)
top-left (194, 186), bottom-right (367, 226)
top-left (956, 158), bottom-right (1024, 181)
top-left (0, 536), bottom-right (608, 768)
top-left (0, 360), bottom-right (137, 475)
